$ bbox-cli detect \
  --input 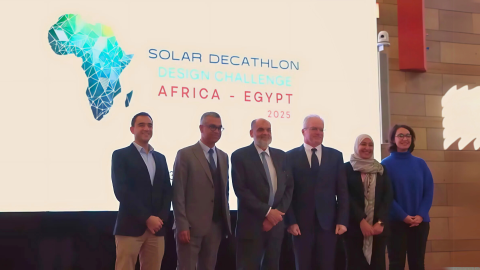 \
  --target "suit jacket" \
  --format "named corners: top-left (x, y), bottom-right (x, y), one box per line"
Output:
top-left (172, 142), bottom-right (231, 237)
top-left (286, 145), bottom-right (348, 231)
top-left (231, 143), bottom-right (294, 239)
top-left (111, 144), bottom-right (173, 237)
top-left (344, 162), bottom-right (393, 237)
